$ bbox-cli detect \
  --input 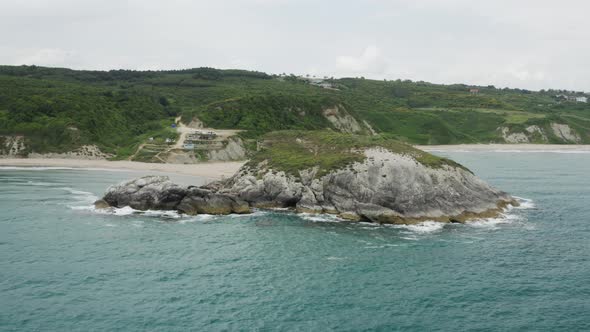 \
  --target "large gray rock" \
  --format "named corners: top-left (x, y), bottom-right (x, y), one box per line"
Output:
top-left (99, 176), bottom-right (250, 215)
top-left (218, 148), bottom-right (517, 224)
top-left (177, 188), bottom-right (250, 215)
top-left (98, 146), bottom-right (517, 224)
top-left (102, 176), bottom-right (187, 210)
